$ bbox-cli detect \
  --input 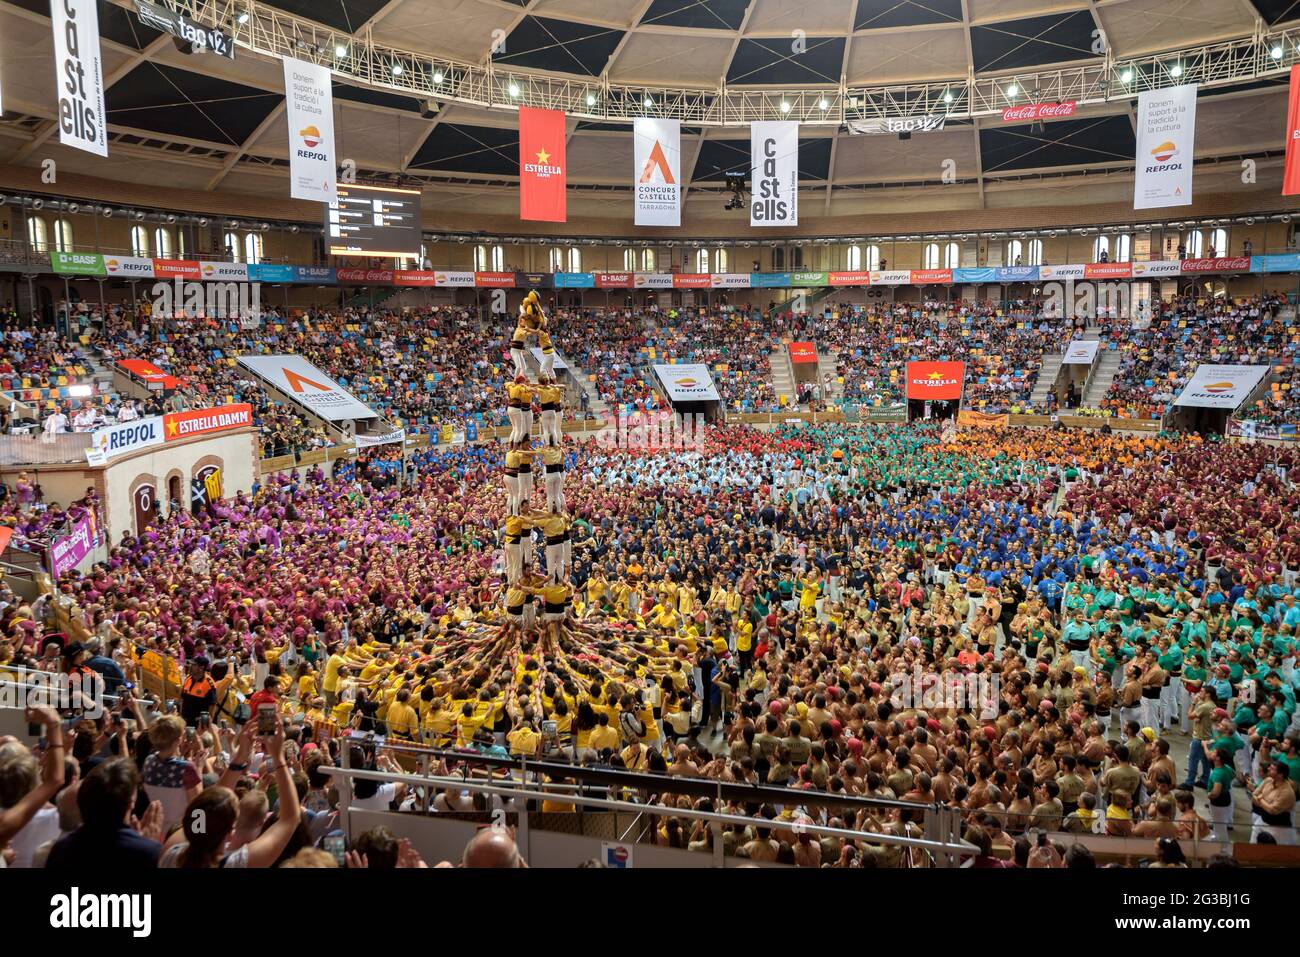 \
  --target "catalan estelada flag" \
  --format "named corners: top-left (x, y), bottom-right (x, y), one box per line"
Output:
top-left (519, 106), bottom-right (567, 222)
